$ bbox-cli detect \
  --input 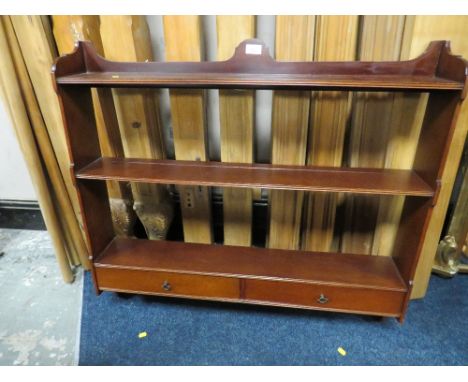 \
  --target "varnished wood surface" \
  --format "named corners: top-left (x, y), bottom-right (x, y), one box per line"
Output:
top-left (96, 266), bottom-right (405, 317)
top-left (57, 72), bottom-right (462, 91)
top-left (245, 279), bottom-right (405, 316)
top-left (95, 237), bottom-right (407, 292)
top-left (54, 40), bottom-right (465, 91)
top-left (76, 157), bottom-right (435, 197)
top-left (96, 267), bottom-right (240, 299)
